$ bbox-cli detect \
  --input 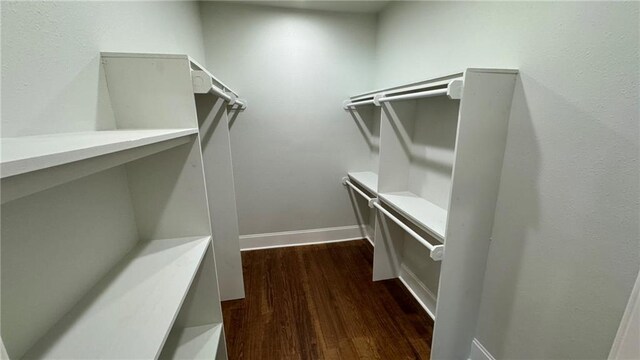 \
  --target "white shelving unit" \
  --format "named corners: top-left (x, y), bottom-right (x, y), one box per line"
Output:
top-left (342, 68), bottom-right (518, 360)
top-left (100, 53), bottom-right (247, 301)
top-left (1, 53), bottom-right (229, 359)
top-left (24, 236), bottom-right (211, 359)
